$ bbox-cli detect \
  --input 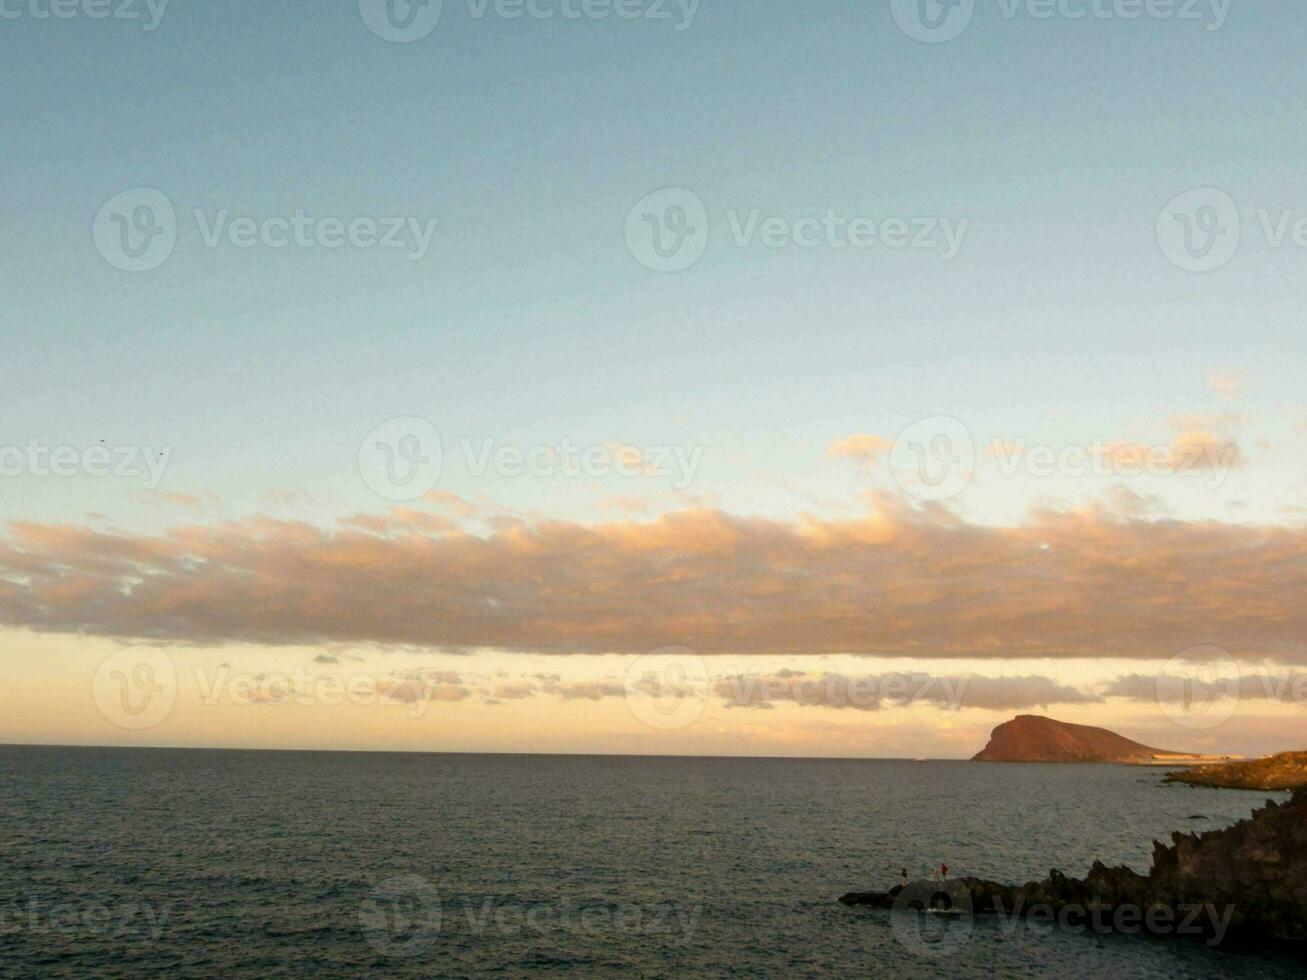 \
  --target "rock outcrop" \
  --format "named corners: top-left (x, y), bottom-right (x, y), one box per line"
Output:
top-left (840, 789), bottom-right (1307, 946)
top-left (971, 714), bottom-right (1225, 765)
top-left (1164, 752), bottom-right (1307, 791)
